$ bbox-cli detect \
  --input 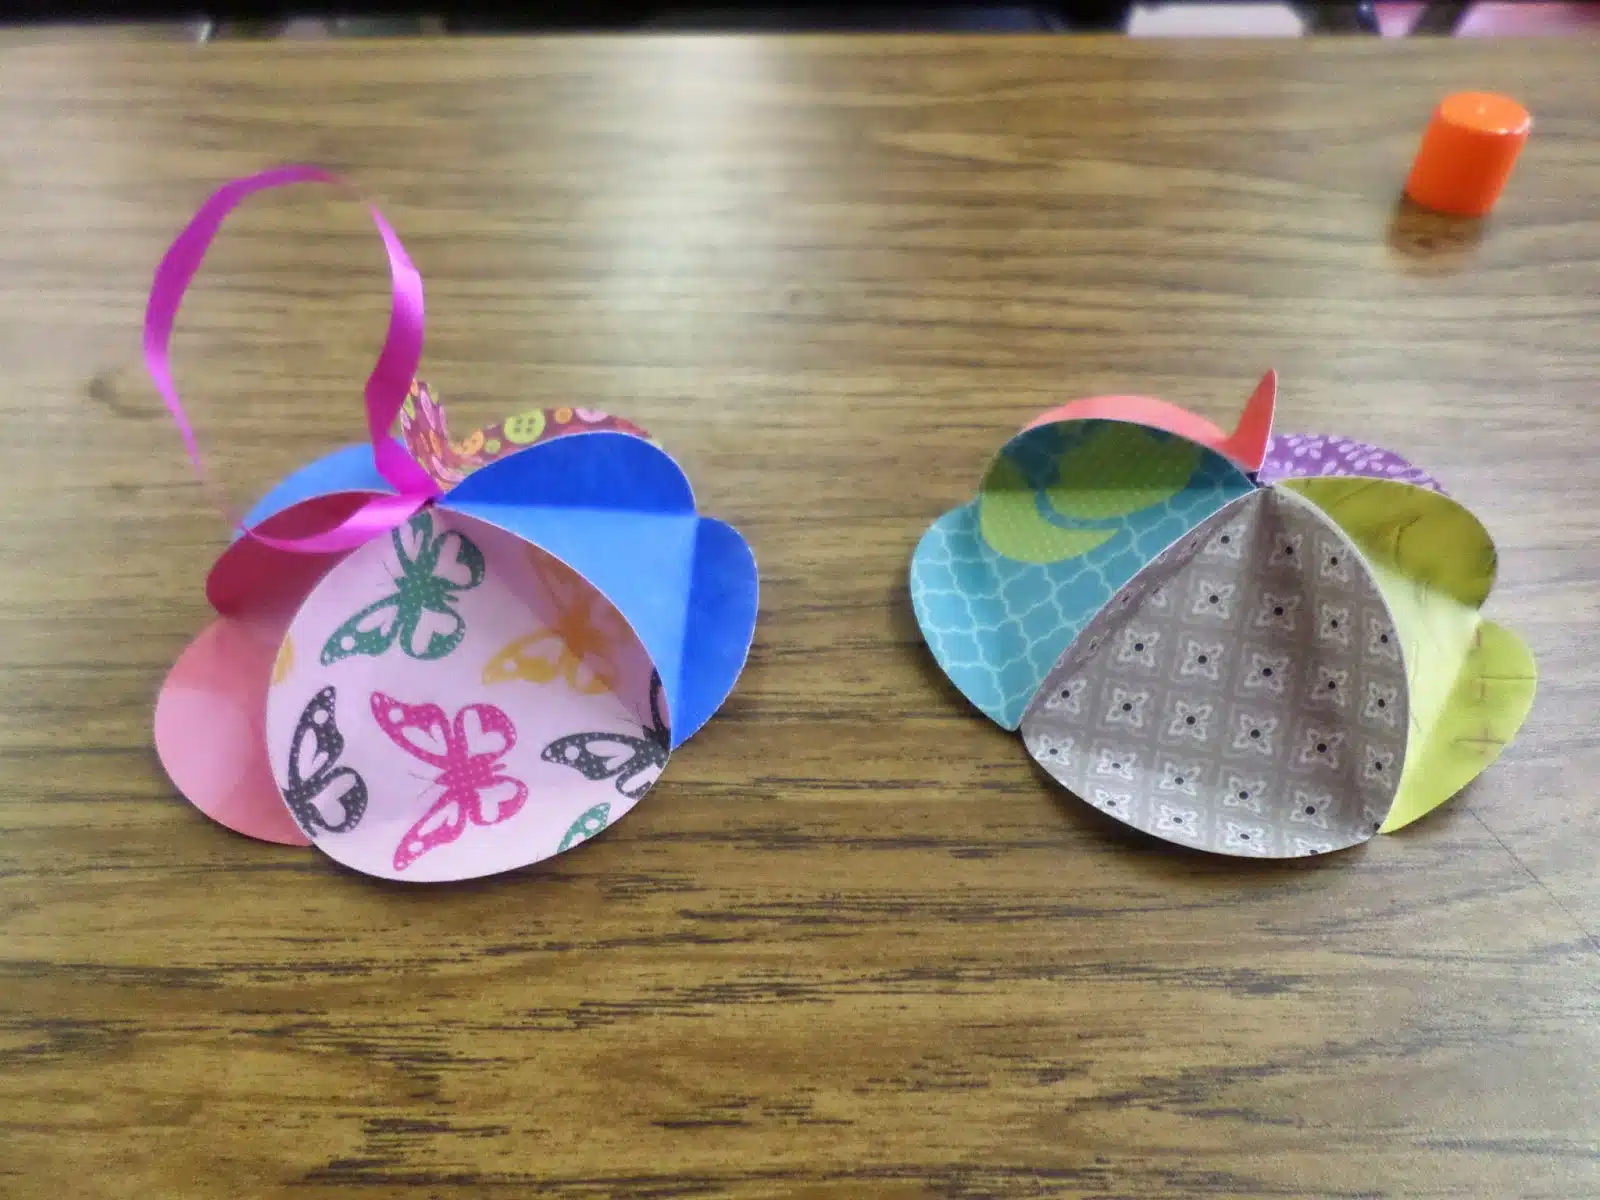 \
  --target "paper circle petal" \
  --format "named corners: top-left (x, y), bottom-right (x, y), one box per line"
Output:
top-left (911, 421), bottom-right (1255, 729)
top-left (155, 615), bottom-right (312, 847)
top-left (239, 443), bottom-right (394, 530)
top-left (264, 509), bottom-right (668, 882)
top-left (1278, 476), bottom-right (1531, 830)
top-left (399, 392), bottom-right (654, 490)
top-left (1020, 488), bottom-right (1409, 857)
top-left (1259, 433), bottom-right (1444, 493)
top-left (442, 430), bottom-right (757, 747)
top-left (207, 491), bottom-right (381, 615)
